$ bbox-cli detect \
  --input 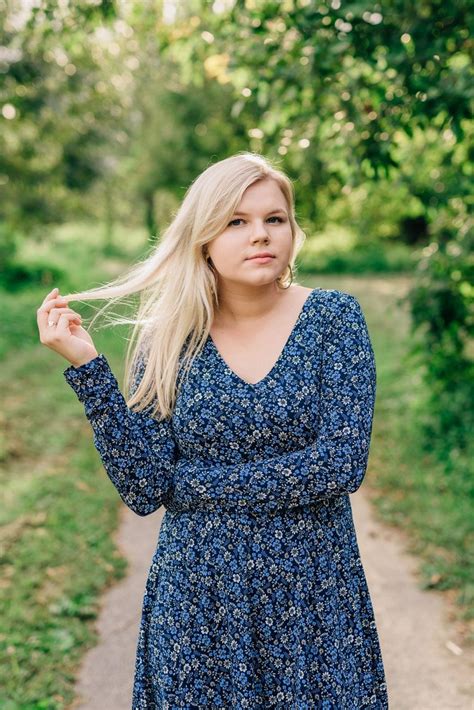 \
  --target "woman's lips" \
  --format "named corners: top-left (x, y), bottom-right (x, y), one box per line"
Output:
top-left (247, 256), bottom-right (275, 263)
